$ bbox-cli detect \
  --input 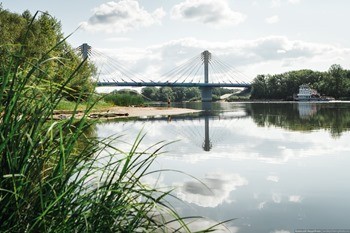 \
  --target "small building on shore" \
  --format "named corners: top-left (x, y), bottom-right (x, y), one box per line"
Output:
top-left (294, 84), bottom-right (334, 101)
